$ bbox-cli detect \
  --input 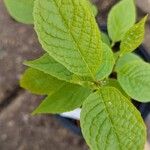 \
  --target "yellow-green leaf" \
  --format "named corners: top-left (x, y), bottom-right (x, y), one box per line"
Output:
top-left (81, 87), bottom-right (146, 150)
top-left (106, 79), bottom-right (130, 99)
top-left (118, 61), bottom-right (150, 102)
top-left (33, 0), bottom-right (102, 78)
top-left (108, 0), bottom-right (136, 42)
top-left (4, 0), bottom-right (35, 24)
top-left (115, 53), bottom-right (143, 72)
top-left (20, 68), bottom-right (65, 95)
top-left (96, 43), bottom-right (114, 80)
top-left (87, 0), bottom-right (98, 17)
top-left (120, 16), bottom-right (148, 55)
top-left (101, 32), bottom-right (111, 47)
